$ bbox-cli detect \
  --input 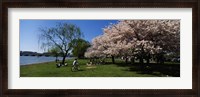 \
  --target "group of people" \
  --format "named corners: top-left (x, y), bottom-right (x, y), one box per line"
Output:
top-left (56, 59), bottom-right (78, 68)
